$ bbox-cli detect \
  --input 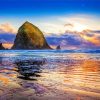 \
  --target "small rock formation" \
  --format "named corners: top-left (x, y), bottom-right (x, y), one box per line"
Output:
top-left (0, 43), bottom-right (5, 50)
top-left (56, 45), bottom-right (61, 50)
top-left (12, 21), bottom-right (51, 49)
top-left (15, 59), bottom-right (46, 79)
